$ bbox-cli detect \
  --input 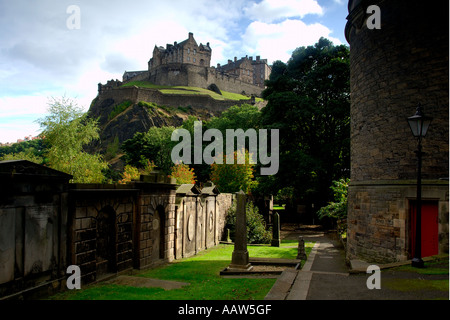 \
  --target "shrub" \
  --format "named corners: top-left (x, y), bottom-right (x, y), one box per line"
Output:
top-left (317, 178), bottom-right (349, 220)
top-left (226, 201), bottom-right (272, 244)
top-left (170, 163), bottom-right (196, 184)
top-left (119, 165), bottom-right (140, 184)
top-left (119, 160), bottom-right (156, 184)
